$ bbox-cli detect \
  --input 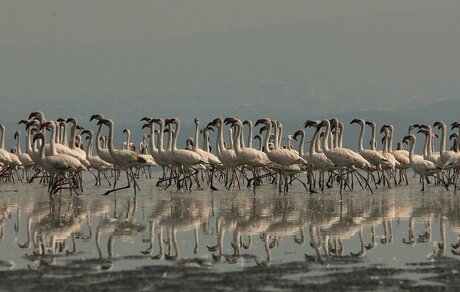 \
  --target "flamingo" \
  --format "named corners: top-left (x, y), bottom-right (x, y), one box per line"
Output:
top-left (433, 121), bottom-right (457, 165)
top-left (81, 129), bottom-right (113, 186)
top-left (208, 117), bottom-right (239, 189)
top-left (255, 118), bottom-right (310, 192)
top-left (316, 119), bottom-right (374, 193)
top-left (402, 134), bottom-right (445, 191)
top-left (350, 119), bottom-right (388, 167)
top-left (164, 118), bottom-right (205, 190)
top-left (225, 118), bottom-right (272, 190)
top-left (32, 126), bottom-right (87, 195)
top-left (0, 124), bottom-right (22, 181)
top-left (13, 130), bottom-right (35, 180)
top-left (97, 118), bottom-right (147, 196)
top-left (89, 114), bottom-right (116, 166)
